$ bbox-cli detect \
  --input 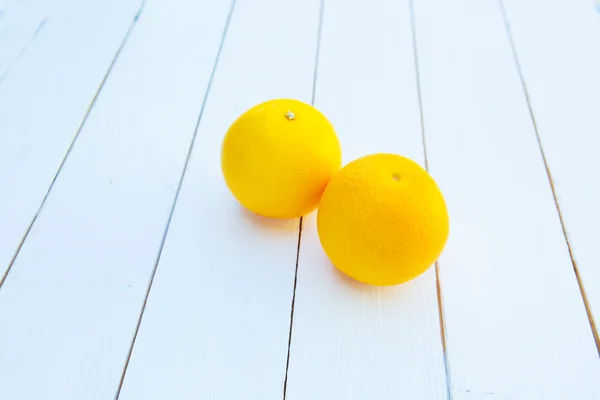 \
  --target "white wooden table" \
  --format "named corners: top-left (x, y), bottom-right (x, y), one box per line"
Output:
top-left (1, 0), bottom-right (599, 398)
